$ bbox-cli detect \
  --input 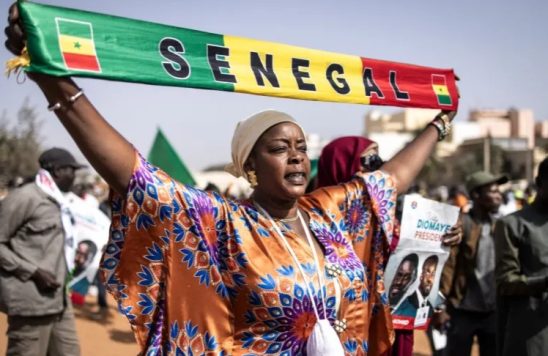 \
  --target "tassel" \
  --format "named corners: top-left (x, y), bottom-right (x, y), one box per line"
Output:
top-left (5, 46), bottom-right (30, 77)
